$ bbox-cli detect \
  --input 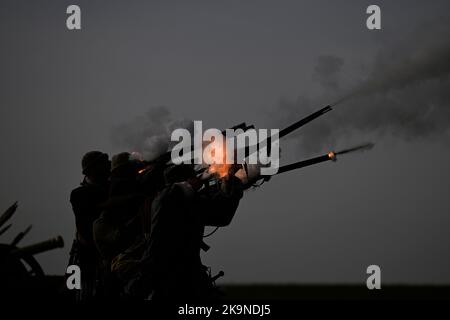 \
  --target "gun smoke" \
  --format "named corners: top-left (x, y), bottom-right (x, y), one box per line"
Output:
top-left (112, 18), bottom-right (450, 159)
top-left (111, 106), bottom-right (193, 161)
top-left (335, 142), bottom-right (375, 156)
top-left (269, 17), bottom-right (450, 154)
